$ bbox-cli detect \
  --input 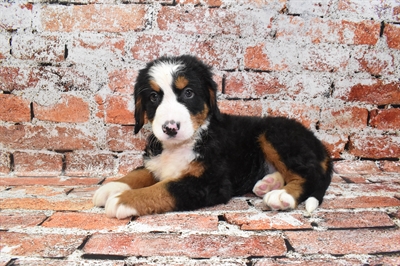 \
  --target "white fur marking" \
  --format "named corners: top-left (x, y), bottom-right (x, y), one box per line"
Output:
top-left (305, 197), bottom-right (319, 213)
top-left (145, 142), bottom-right (197, 181)
top-left (105, 193), bottom-right (139, 219)
top-left (93, 182), bottom-right (130, 207)
top-left (263, 189), bottom-right (296, 210)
